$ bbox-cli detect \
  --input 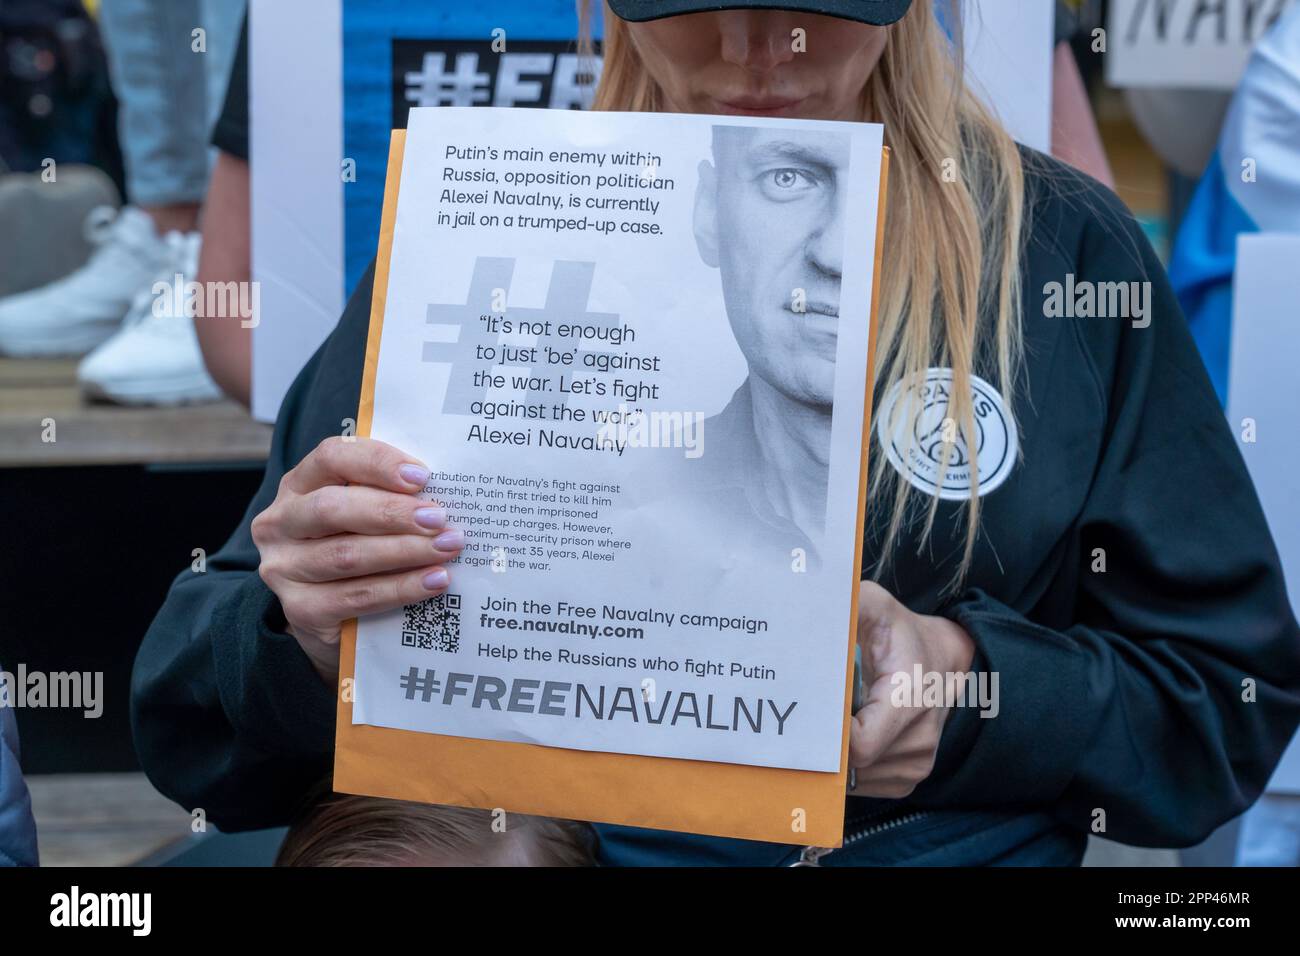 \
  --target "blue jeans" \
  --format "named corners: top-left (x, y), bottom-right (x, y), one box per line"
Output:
top-left (1236, 794), bottom-right (1300, 866)
top-left (0, 671), bottom-right (38, 867)
top-left (99, 0), bottom-right (246, 207)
